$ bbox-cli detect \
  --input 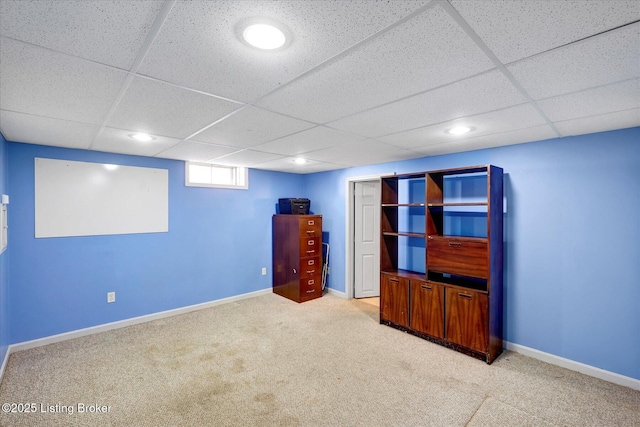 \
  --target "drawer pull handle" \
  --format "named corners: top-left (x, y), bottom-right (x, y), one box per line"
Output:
top-left (421, 285), bottom-right (432, 291)
top-left (459, 293), bottom-right (472, 300)
top-left (306, 250), bottom-right (315, 254)
top-left (308, 220), bottom-right (315, 225)
top-left (308, 240), bottom-right (315, 245)
top-left (306, 230), bottom-right (314, 234)
top-left (306, 289), bottom-right (316, 294)
top-left (307, 270), bottom-right (315, 275)
top-left (293, 268), bottom-right (297, 274)
top-left (448, 242), bottom-right (462, 248)
top-left (389, 278), bottom-right (399, 283)
top-left (308, 260), bottom-right (315, 265)
top-left (308, 280), bottom-right (315, 285)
